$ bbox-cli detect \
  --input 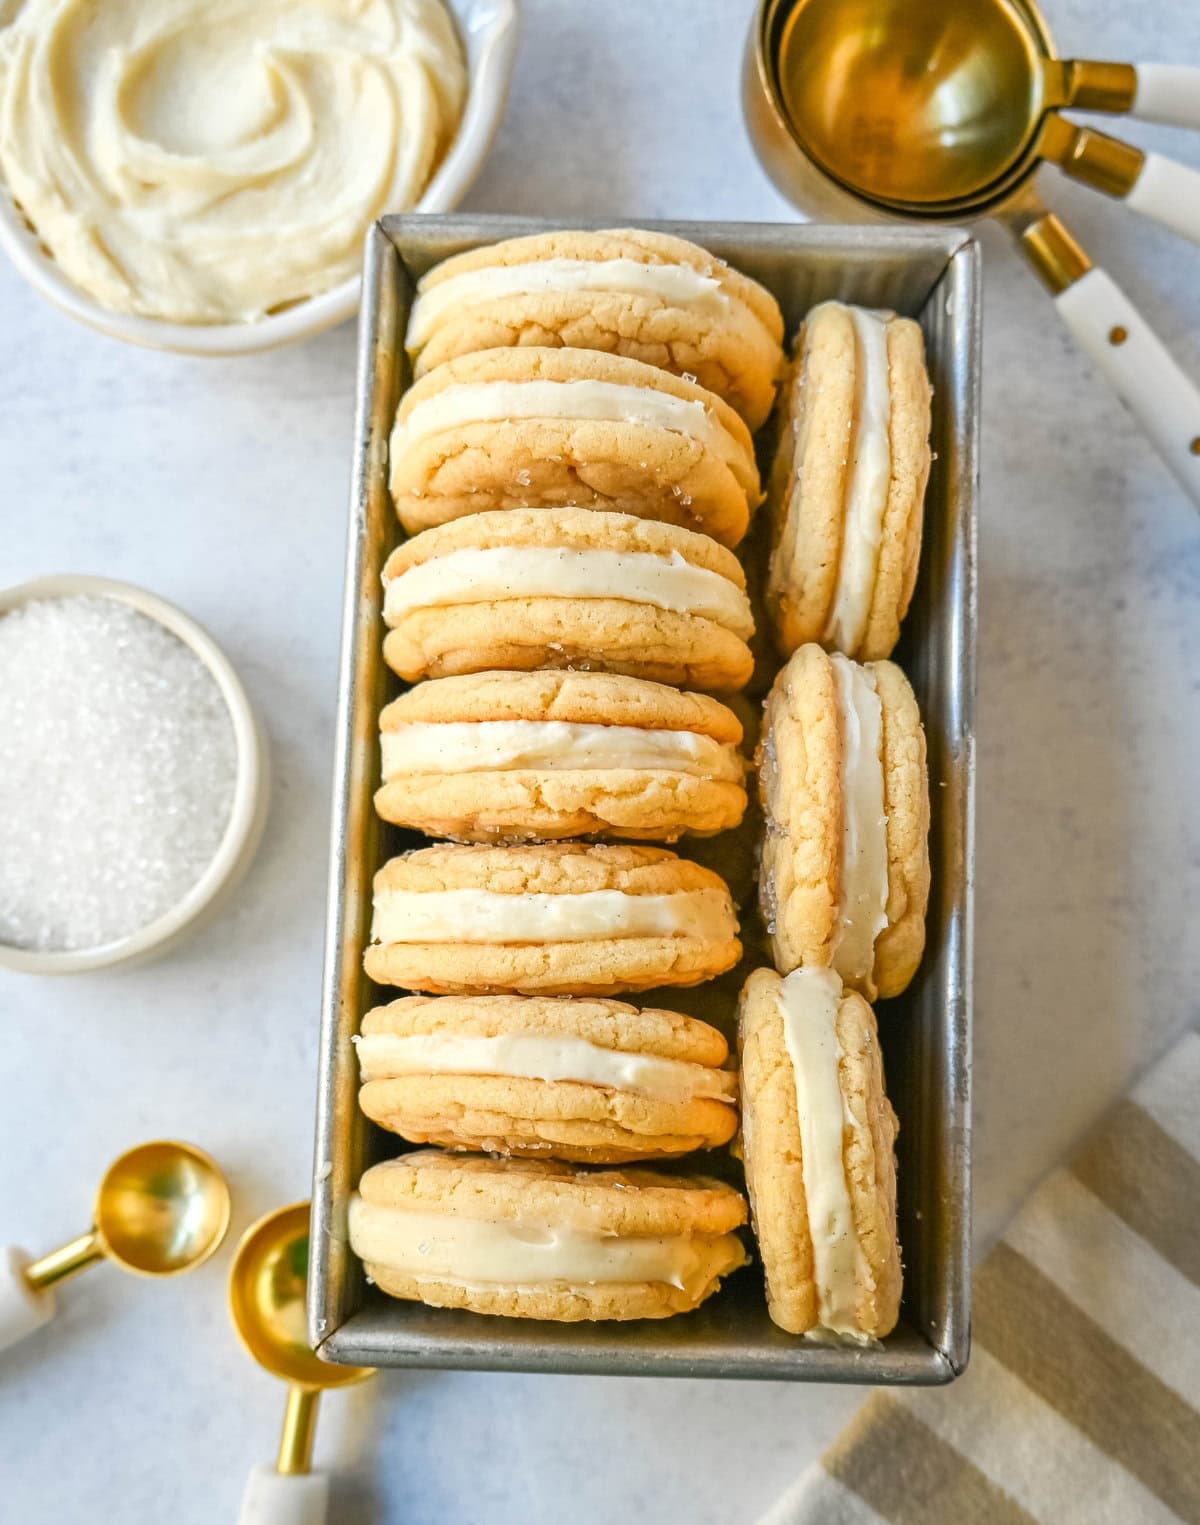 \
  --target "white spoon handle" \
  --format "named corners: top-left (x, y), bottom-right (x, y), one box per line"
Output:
top-left (237, 1466), bottom-right (328, 1525)
top-left (1126, 153), bottom-right (1200, 247)
top-left (1054, 268), bottom-right (1200, 504)
top-left (0, 1248), bottom-right (56, 1354)
top-left (1133, 65), bottom-right (1200, 130)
